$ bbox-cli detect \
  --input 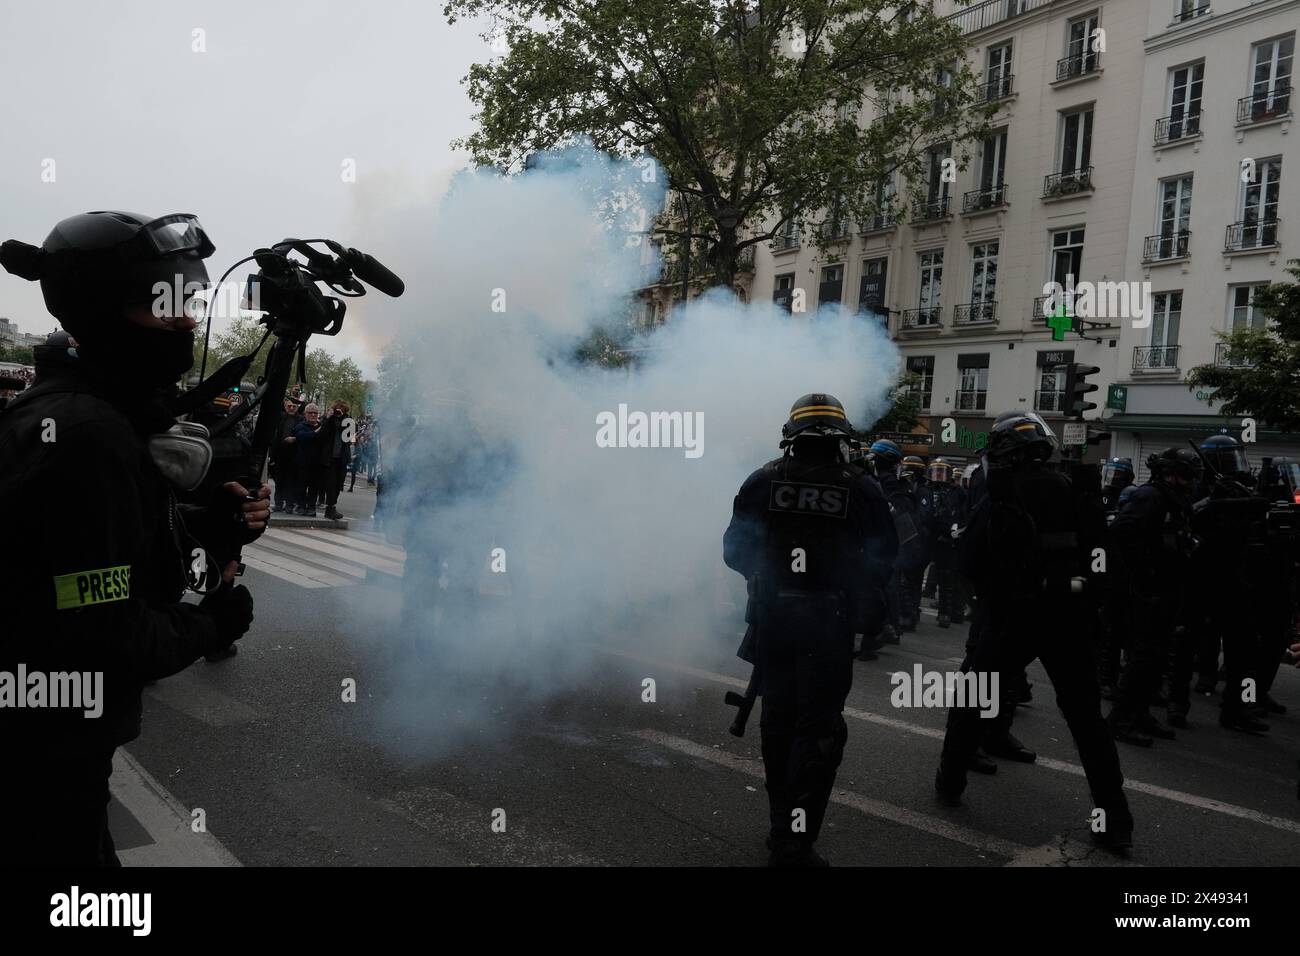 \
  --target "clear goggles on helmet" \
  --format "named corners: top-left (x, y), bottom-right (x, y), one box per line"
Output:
top-left (1101, 461), bottom-right (1132, 486)
top-left (1210, 445), bottom-right (1250, 475)
top-left (134, 214), bottom-right (215, 259)
top-left (926, 462), bottom-right (950, 482)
